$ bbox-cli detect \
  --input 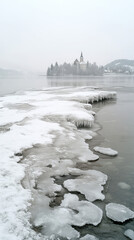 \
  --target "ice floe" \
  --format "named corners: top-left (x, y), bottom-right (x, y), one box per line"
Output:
top-left (106, 203), bottom-right (134, 222)
top-left (61, 193), bottom-right (103, 226)
top-left (64, 169), bottom-right (107, 202)
top-left (124, 229), bottom-right (134, 240)
top-left (93, 146), bottom-right (118, 156)
top-left (31, 193), bottom-right (102, 239)
top-left (80, 234), bottom-right (99, 240)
